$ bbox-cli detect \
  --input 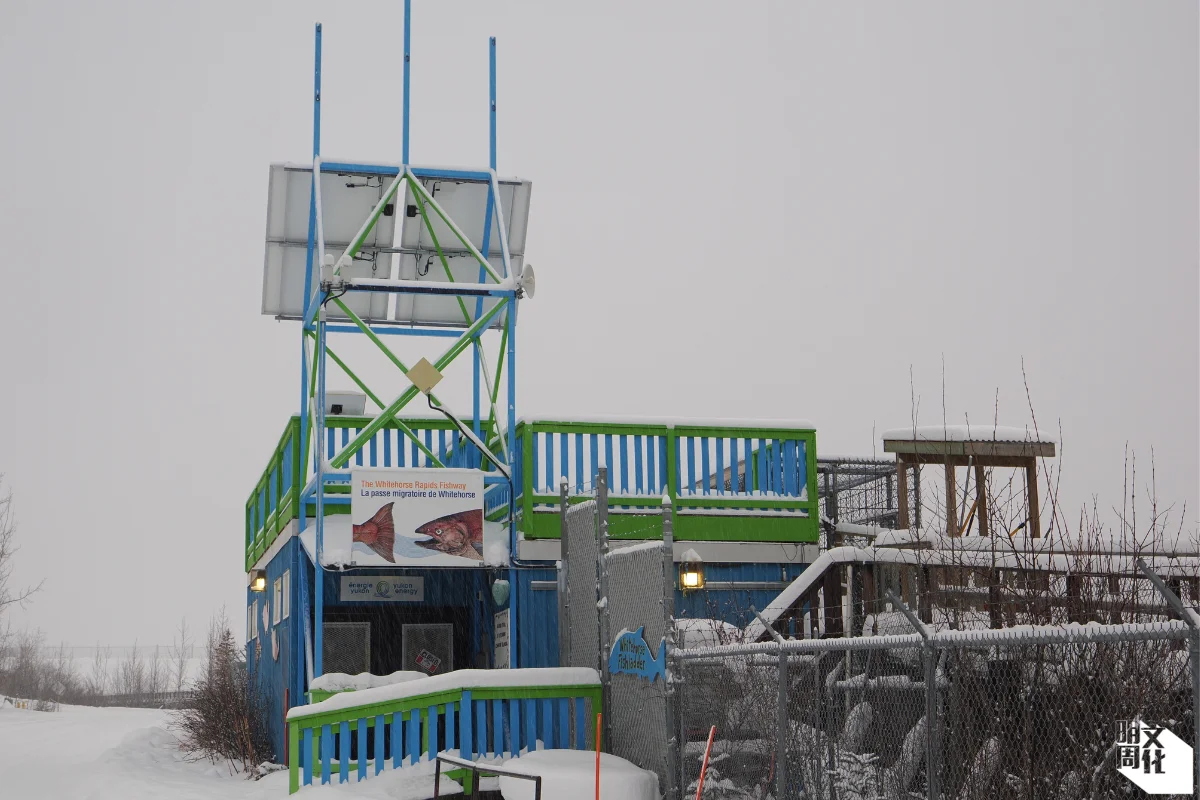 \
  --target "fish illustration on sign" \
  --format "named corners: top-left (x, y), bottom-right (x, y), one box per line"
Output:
top-left (414, 510), bottom-right (484, 561)
top-left (352, 502), bottom-right (396, 562)
top-left (608, 626), bottom-right (667, 683)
